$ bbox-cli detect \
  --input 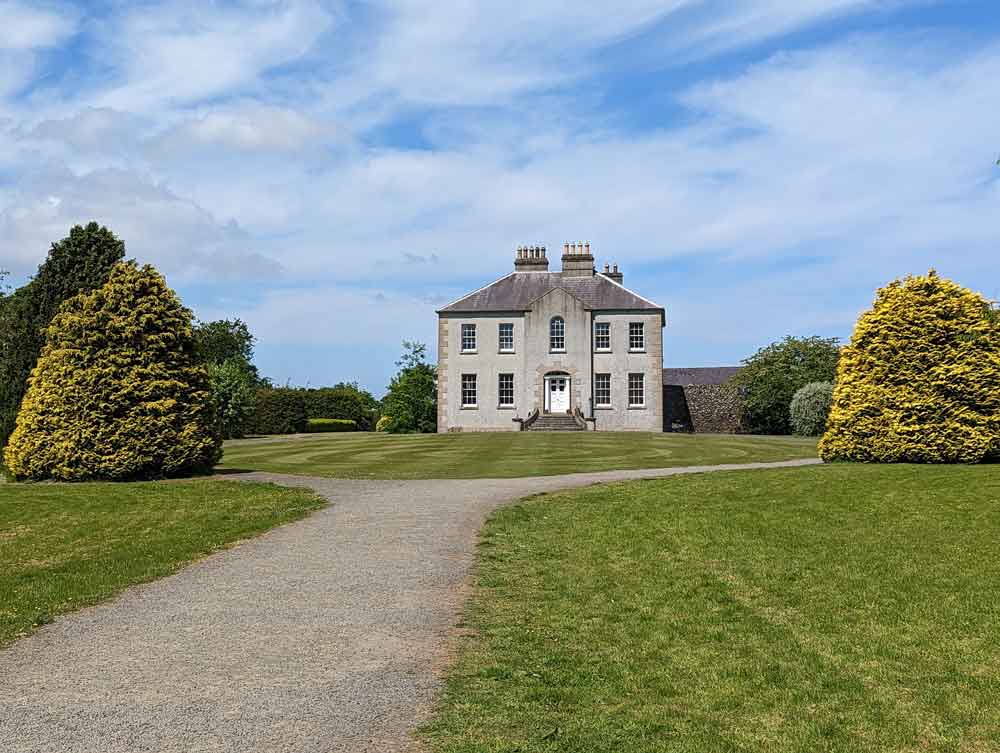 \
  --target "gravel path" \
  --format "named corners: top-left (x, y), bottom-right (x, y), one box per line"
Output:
top-left (0, 459), bottom-right (820, 753)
